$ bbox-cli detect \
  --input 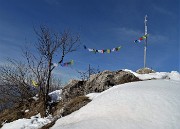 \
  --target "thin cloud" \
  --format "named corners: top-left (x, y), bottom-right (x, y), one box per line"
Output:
top-left (52, 67), bottom-right (79, 83)
top-left (153, 5), bottom-right (175, 16)
top-left (149, 34), bottom-right (169, 44)
top-left (111, 27), bottom-right (145, 45)
top-left (117, 27), bottom-right (142, 37)
top-left (113, 27), bottom-right (170, 45)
